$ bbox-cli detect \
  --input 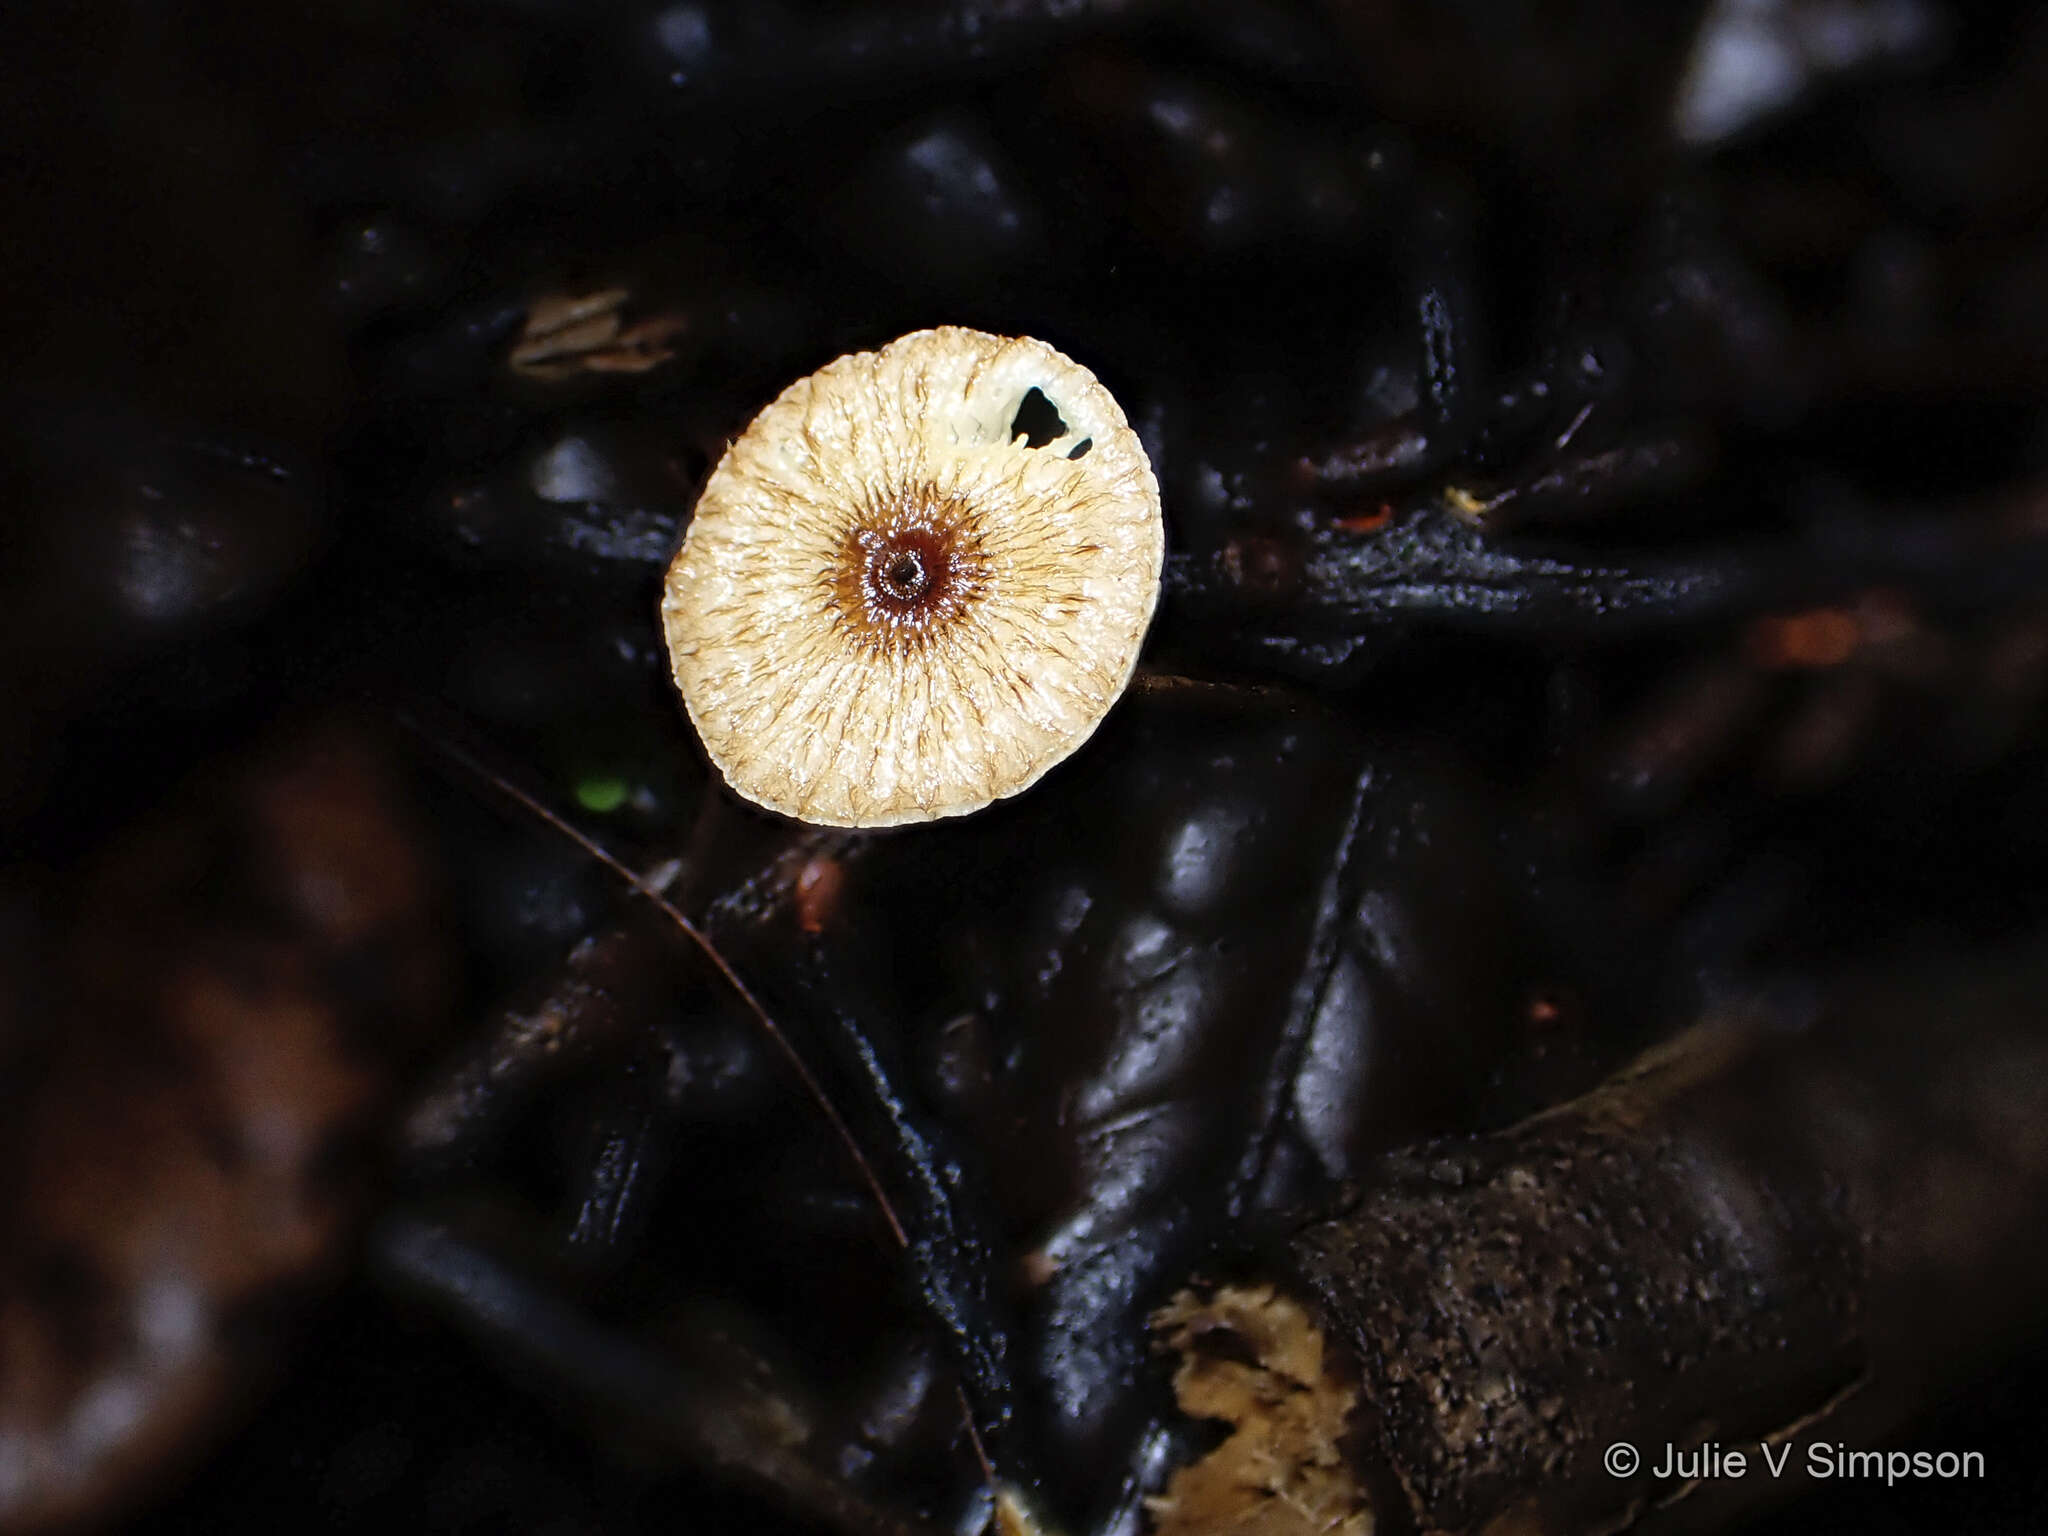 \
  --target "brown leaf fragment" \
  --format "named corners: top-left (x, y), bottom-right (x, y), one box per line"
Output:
top-left (509, 288), bottom-right (686, 379)
top-left (0, 717), bottom-right (453, 1532)
top-left (1147, 1285), bottom-right (1373, 1536)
